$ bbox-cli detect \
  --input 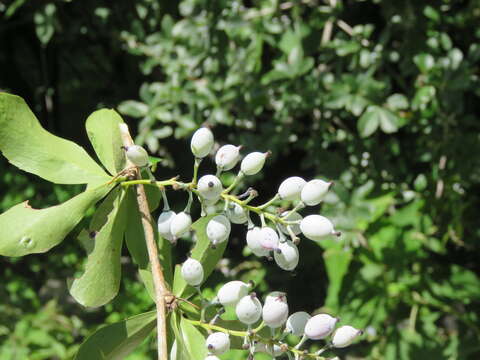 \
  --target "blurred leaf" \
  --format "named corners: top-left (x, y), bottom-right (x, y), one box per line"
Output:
top-left (324, 248), bottom-right (352, 310)
top-left (118, 100), bottom-right (149, 118)
top-left (358, 106), bottom-right (379, 137)
top-left (34, 4), bottom-right (56, 45)
top-left (86, 109), bottom-right (126, 176)
top-left (75, 311), bottom-right (156, 360)
top-left (0, 184), bottom-right (111, 256)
